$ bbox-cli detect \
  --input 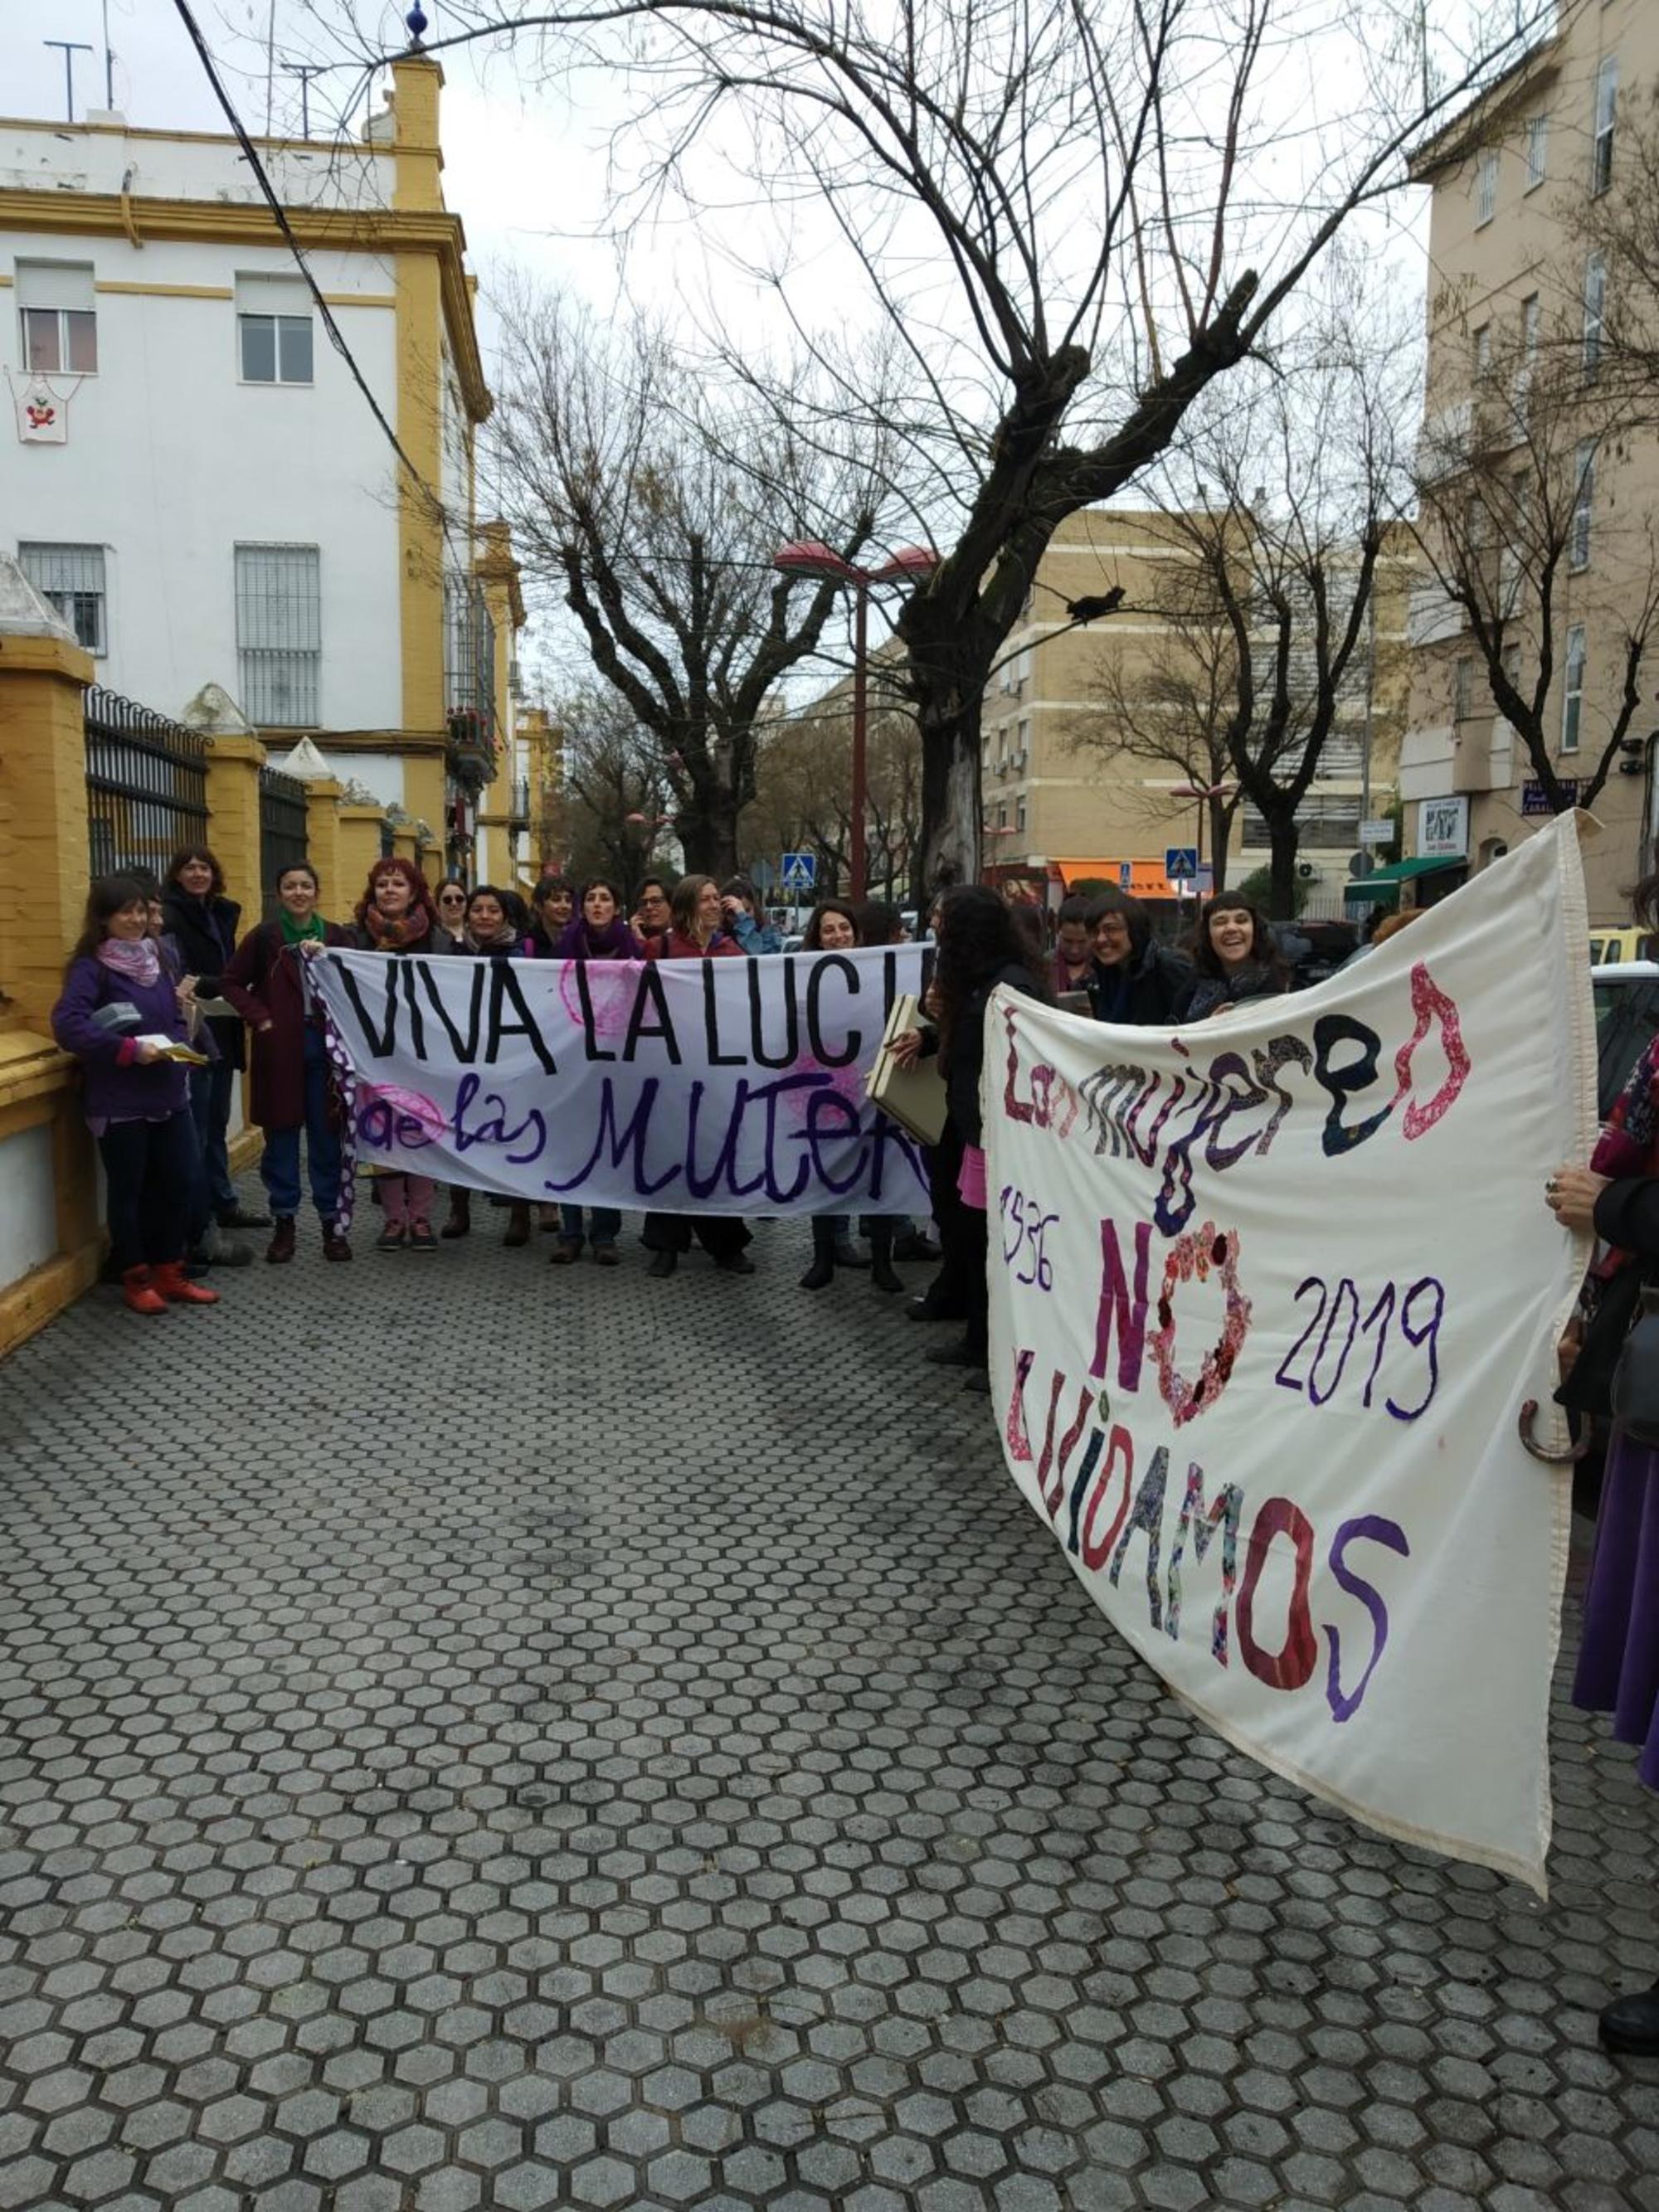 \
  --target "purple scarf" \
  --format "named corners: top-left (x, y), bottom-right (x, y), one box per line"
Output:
top-left (555, 915), bottom-right (646, 961)
top-left (98, 936), bottom-right (161, 988)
